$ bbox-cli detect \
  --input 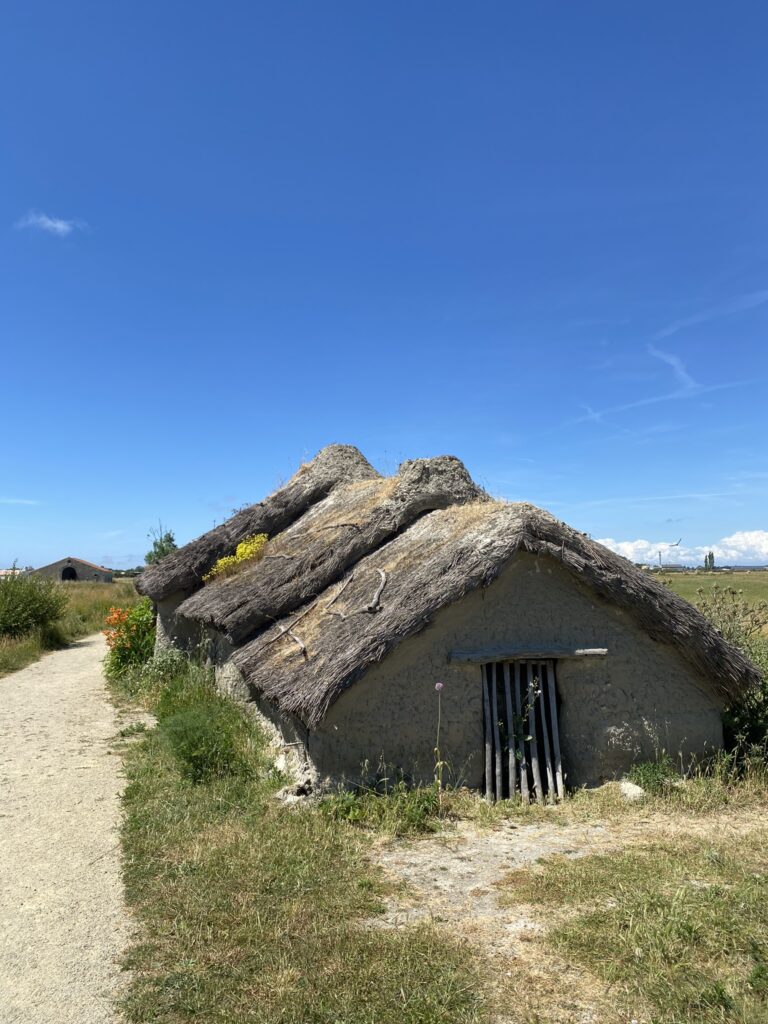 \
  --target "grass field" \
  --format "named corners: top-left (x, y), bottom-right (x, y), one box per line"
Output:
top-left (0, 579), bottom-right (140, 678)
top-left (665, 569), bottom-right (768, 606)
